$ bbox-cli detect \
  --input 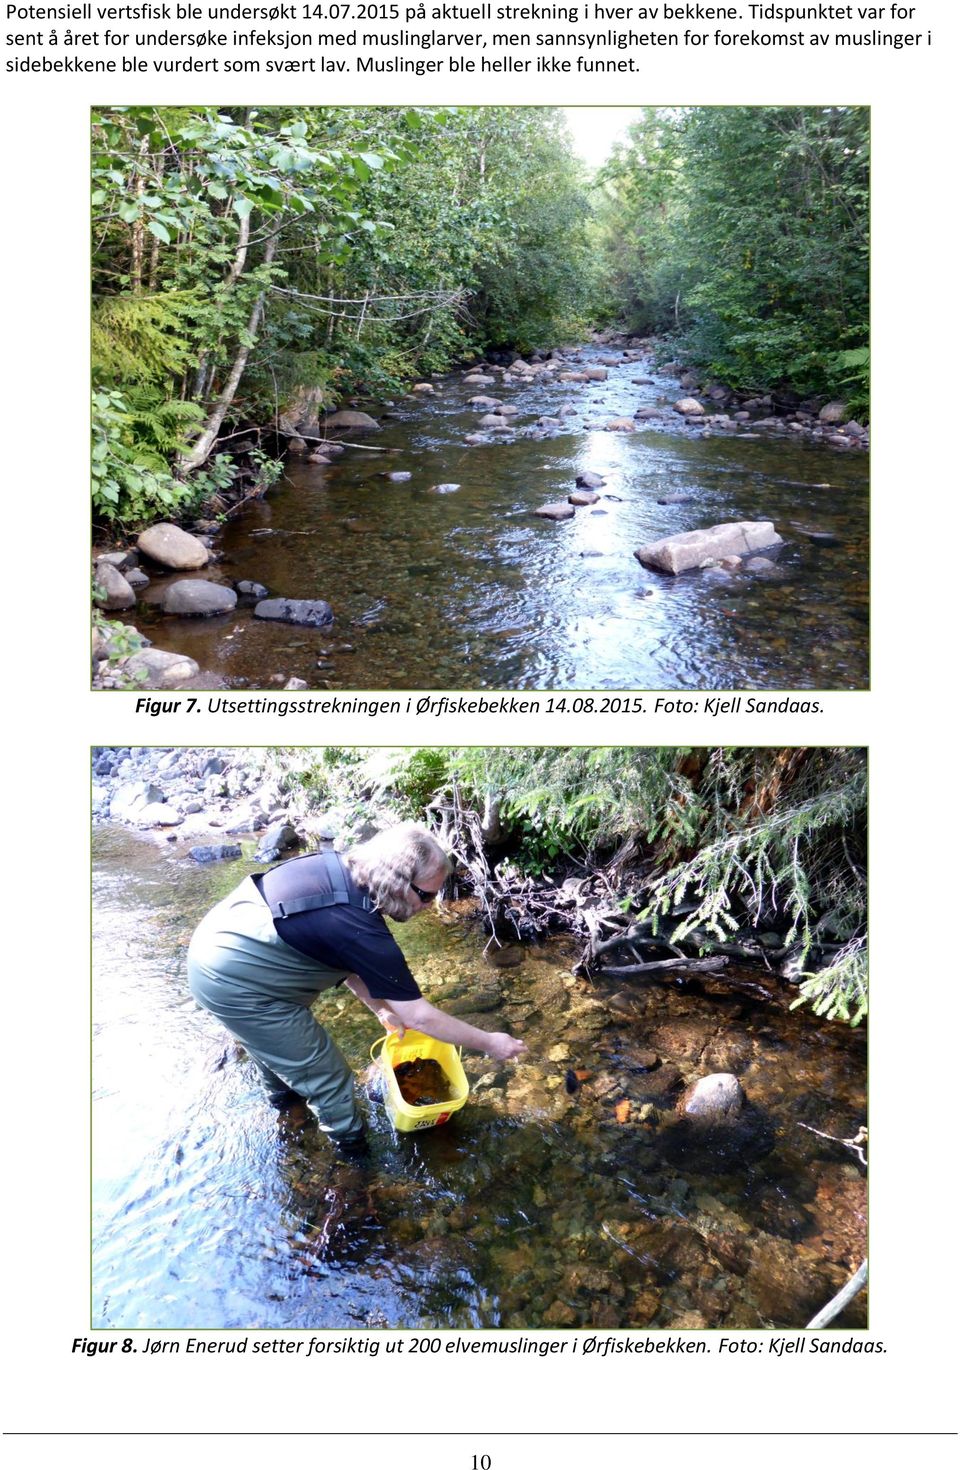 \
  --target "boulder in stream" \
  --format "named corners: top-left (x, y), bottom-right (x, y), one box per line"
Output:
top-left (605, 418), bottom-right (637, 433)
top-left (679, 1073), bottom-right (746, 1123)
top-left (190, 844), bottom-right (243, 864)
top-left (576, 470), bottom-right (605, 489)
top-left (160, 580), bottom-right (238, 617)
top-left (122, 648), bottom-right (200, 688)
top-left (95, 560), bottom-right (136, 611)
top-left (137, 523), bottom-right (210, 571)
top-left (569, 491), bottom-right (600, 506)
top-left (255, 821), bottom-right (302, 862)
top-left (322, 410), bottom-right (380, 432)
top-left (253, 597), bottom-right (334, 628)
top-left (674, 397), bottom-right (705, 416)
top-left (635, 521), bottom-right (783, 575)
top-left (818, 400), bottom-right (848, 424)
top-left (534, 501), bottom-right (576, 521)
